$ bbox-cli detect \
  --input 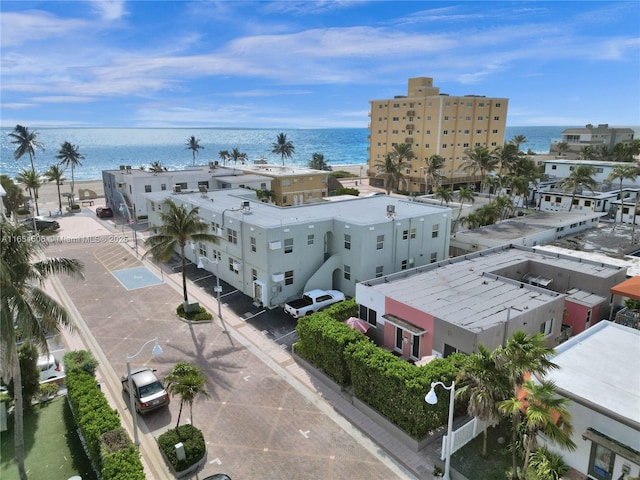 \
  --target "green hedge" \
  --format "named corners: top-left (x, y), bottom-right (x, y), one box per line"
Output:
top-left (64, 350), bottom-right (145, 479)
top-left (176, 303), bottom-right (213, 321)
top-left (158, 424), bottom-right (206, 473)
